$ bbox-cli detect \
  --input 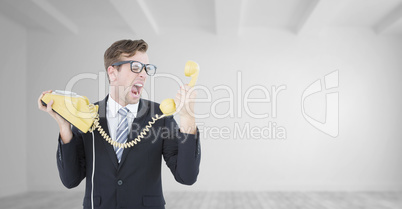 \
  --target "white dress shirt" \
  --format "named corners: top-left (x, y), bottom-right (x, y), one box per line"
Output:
top-left (106, 95), bottom-right (139, 141)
